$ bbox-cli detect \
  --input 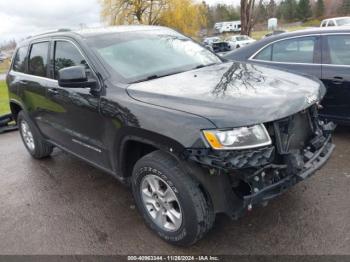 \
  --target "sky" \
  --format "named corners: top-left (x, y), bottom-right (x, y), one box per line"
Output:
top-left (0, 0), bottom-right (101, 43)
top-left (0, 0), bottom-right (240, 44)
